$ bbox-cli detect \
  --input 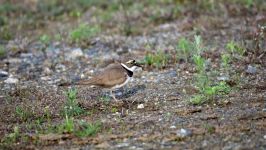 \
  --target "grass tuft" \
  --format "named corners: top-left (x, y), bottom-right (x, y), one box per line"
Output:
top-left (62, 88), bottom-right (85, 117)
top-left (69, 24), bottom-right (100, 43)
top-left (144, 50), bottom-right (169, 69)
